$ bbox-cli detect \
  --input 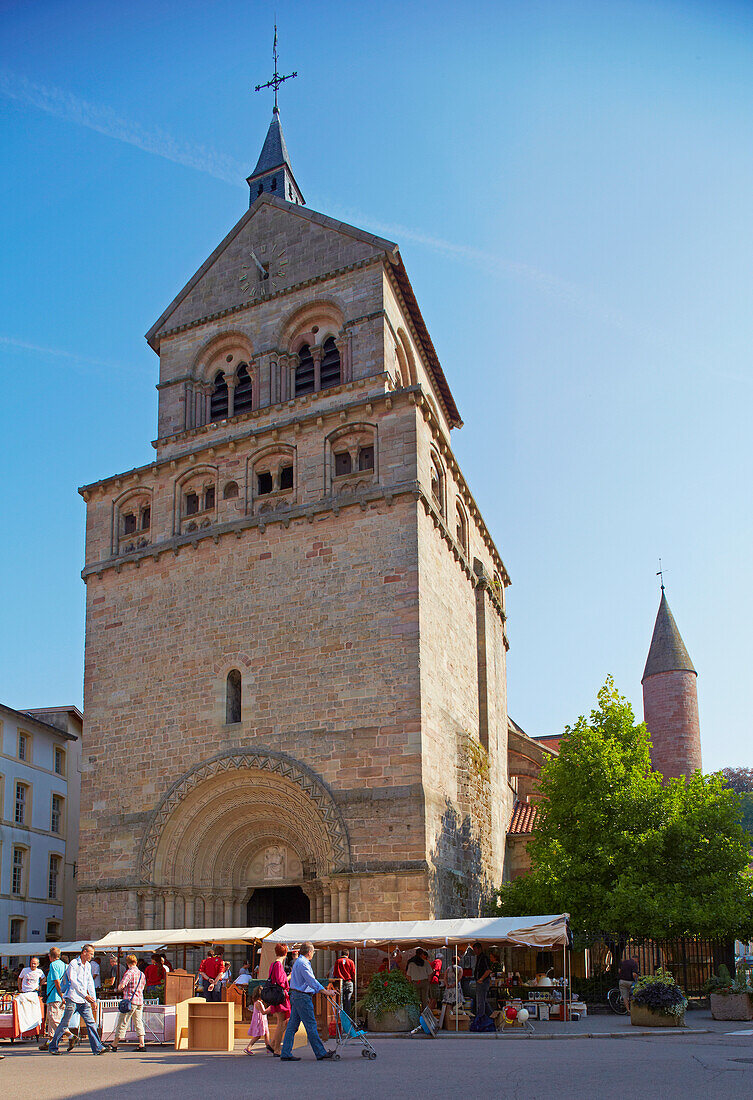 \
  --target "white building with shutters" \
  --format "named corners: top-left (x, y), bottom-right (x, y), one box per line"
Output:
top-left (0, 704), bottom-right (82, 948)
